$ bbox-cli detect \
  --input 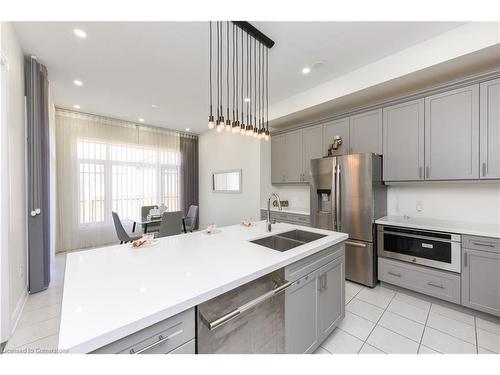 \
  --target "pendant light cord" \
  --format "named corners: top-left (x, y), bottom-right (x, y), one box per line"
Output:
top-left (266, 47), bottom-right (269, 131)
top-left (209, 21), bottom-right (212, 117)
